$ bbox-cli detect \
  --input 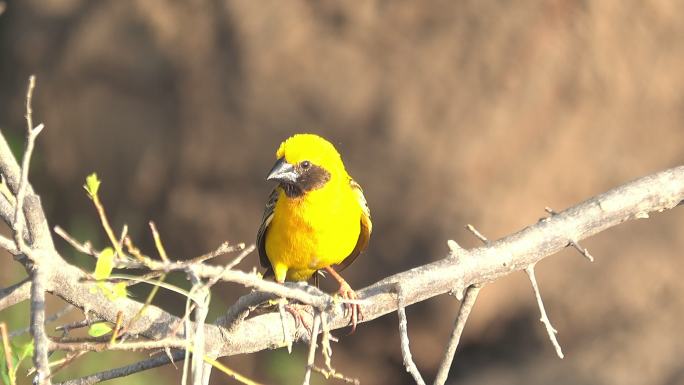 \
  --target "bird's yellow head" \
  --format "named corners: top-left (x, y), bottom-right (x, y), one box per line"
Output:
top-left (267, 134), bottom-right (348, 197)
